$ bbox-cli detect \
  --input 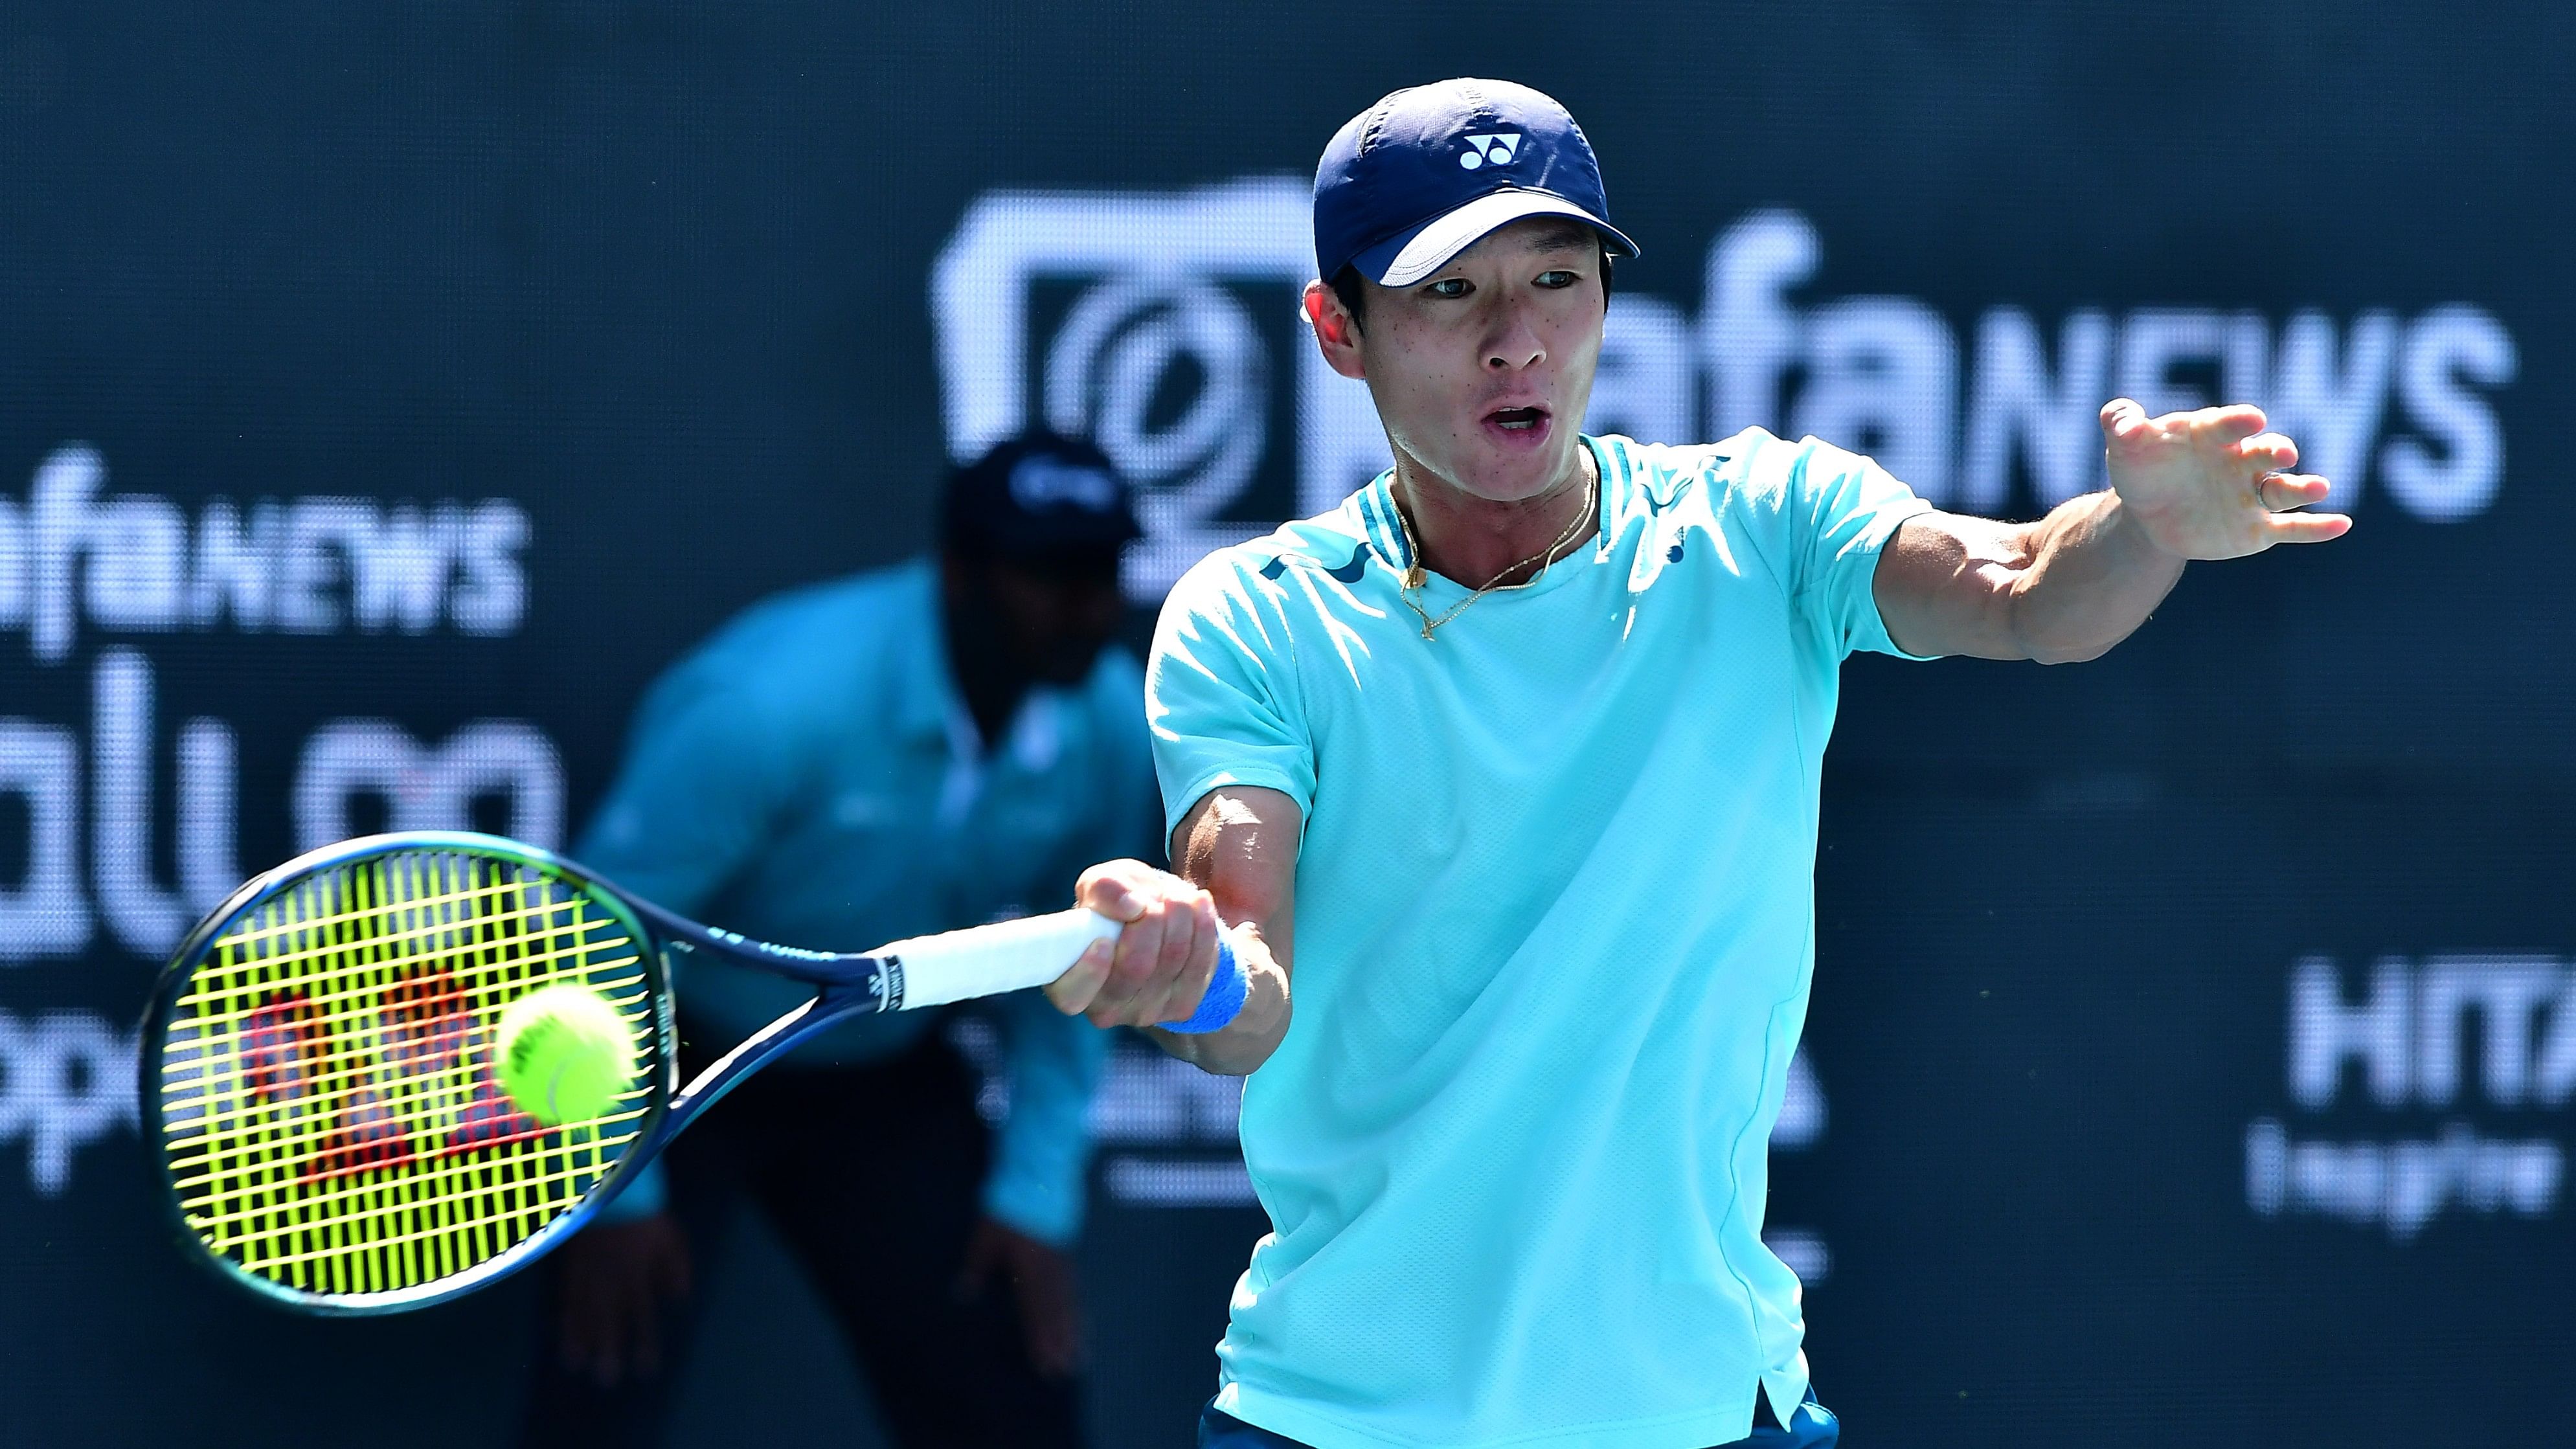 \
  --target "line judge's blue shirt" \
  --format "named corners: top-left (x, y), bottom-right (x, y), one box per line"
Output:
top-left (1146, 432), bottom-right (1932, 1448)
top-left (582, 559), bottom-right (1156, 1244)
